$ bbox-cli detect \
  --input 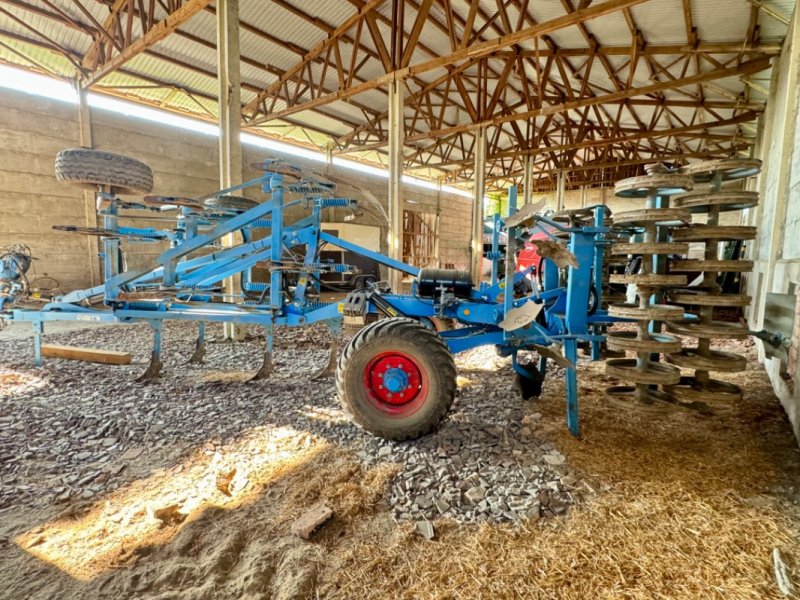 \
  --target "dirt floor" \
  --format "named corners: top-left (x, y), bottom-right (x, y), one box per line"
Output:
top-left (0, 323), bottom-right (799, 599)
